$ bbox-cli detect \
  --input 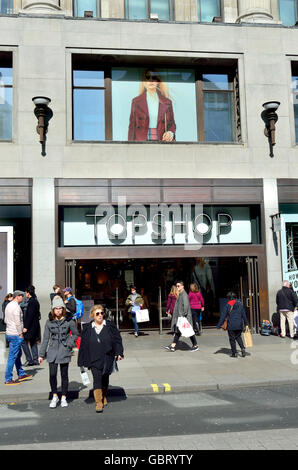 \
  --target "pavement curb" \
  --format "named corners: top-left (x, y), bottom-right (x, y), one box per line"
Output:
top-left (1, 379), bottom-right (298, 405)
